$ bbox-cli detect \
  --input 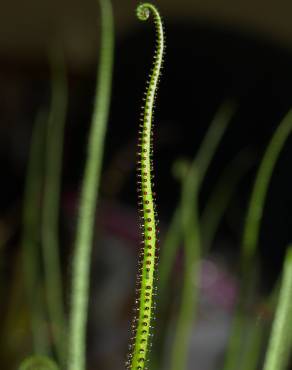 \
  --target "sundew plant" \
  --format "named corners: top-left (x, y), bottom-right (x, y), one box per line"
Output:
top-left (125, 4), bottom-right (164, 370)
top-left (1, 1), bottom-right (292, 370)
